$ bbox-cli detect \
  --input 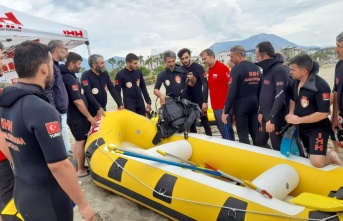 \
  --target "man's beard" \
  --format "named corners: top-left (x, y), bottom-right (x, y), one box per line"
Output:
top-left (182, 61), bottom-right (190, 67)
top-left (74, 67), bottom-right (81, 73)
top-left (96, 65), bottom-right (105, 73)
top-left (44, 70), bottom-right (53, 89)
top-left (45, 78), bottom-right (52, 89)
